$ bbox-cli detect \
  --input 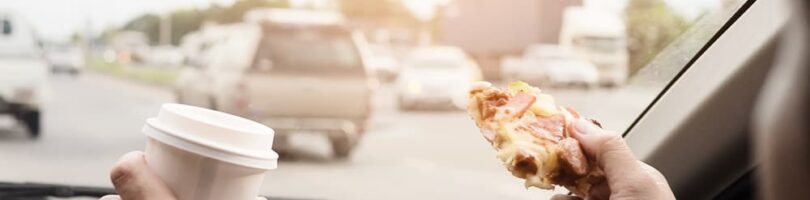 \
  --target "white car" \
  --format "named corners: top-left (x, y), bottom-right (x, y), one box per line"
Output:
top-left (502, 44), bottom-right (598, 88)
top-left (46, 45), bottom-right (84, 75)
top-left (0, 12), bottom-right (48, 138)
top-left (396, 46), bottom-right (482, 110)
